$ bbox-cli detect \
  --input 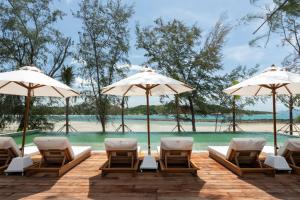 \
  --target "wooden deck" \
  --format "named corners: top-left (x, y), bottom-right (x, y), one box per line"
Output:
top-left (1, 152), bottom-right (300, 200)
